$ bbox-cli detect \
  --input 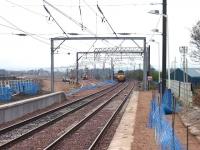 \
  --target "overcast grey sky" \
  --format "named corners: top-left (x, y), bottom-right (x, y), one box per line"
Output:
top-left (0, 0), bottom-right (200, 70)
